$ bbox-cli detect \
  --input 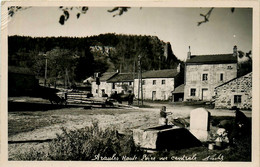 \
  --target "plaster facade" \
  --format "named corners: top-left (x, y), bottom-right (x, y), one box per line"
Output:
top-left (134, 78), bottom-right (174, 100)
